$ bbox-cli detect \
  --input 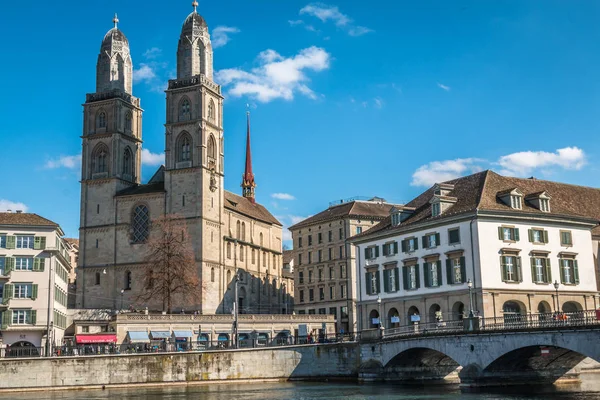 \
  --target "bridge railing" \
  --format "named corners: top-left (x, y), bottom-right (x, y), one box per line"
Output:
top-left (480, 310), bottom-right (600, 331)
top-left (382, 320), bottom-right (464, 339)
